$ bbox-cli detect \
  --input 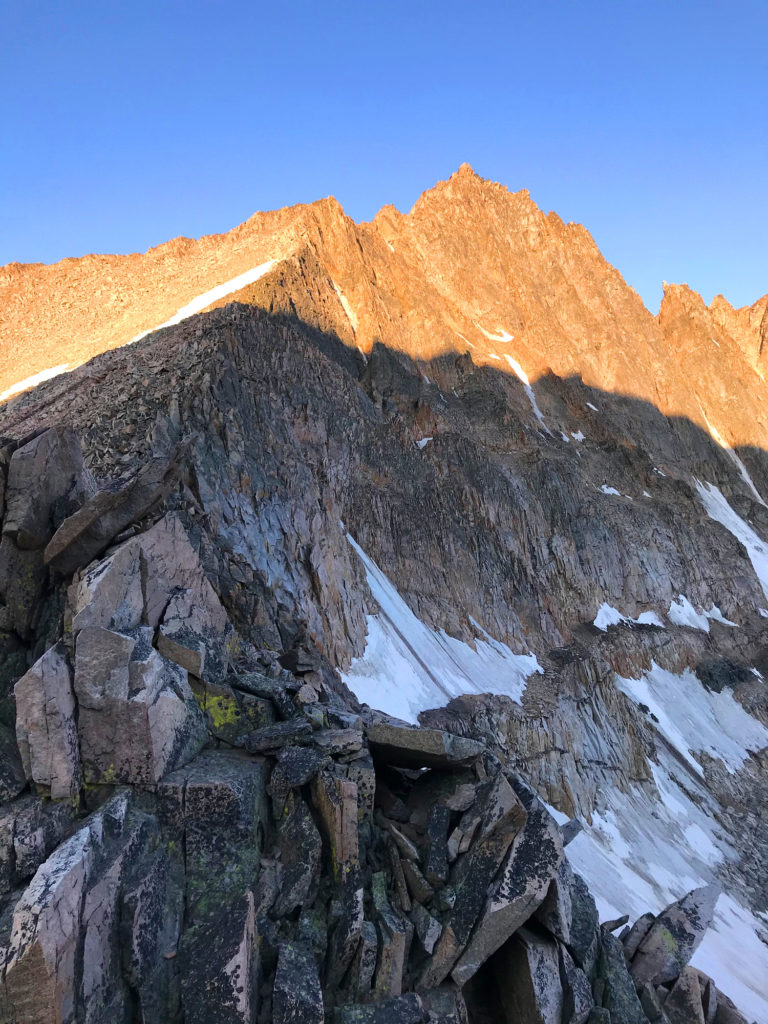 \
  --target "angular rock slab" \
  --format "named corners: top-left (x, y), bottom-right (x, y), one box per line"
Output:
top-left (273, 941), bottom-right (324, 1024)
top-left (14, 644), bottom-right (81, 800)
top-left (75, 626), bottom-right (206, 787)
top-left (418, 772), bottom-right (526, 989)
top-left (311, 768), bottom-right (360, 883)
top-left (597, 931), bottom-right (647, 1024)
top-left (664, 966), bottom-right (707, 1024)
top-left (180, 891), bottom-right (258, 1024)
top-left (3, 427), bottom-right (91, 551)
top-left (366, 723), bottom-right (485, 769)
top-left (451, 795), bottom-right (563, 986)
top-left (45, 438), bottom-right (192, 575)
top-left (159, 750), bottom-right (268, 921)
top-left (70, 514), bottom-right (232, 683)
top-left (493, 927), bottom-right (564, 1024)
top-left (2, 792), bottom-right (153, 1024)
top-left (630, 885), bottom-right (719, 988)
